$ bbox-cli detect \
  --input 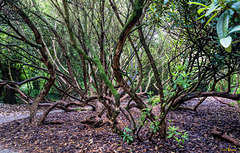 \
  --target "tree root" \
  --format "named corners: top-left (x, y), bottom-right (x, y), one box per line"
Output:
top-left (178, 97), bottom-right (207, 111)
top-left (81, 116), bottom-right (106, 128)
top-left (39, 100), bottom-right (67, 125)
top-left (39, 100), bottom-right (95, 125)
top-left (211, 126), bottom-right (240, 147)
top-left (213, 97), bottom-right (236, 107)
top-left (172, 91), bottom-right (240, 109)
